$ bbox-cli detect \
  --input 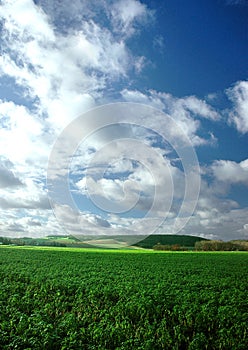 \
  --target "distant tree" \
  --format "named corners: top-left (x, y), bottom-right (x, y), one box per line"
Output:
top-left (195, 240), bottom-right (248, 251)
top-left (153, 243), bottom-right (172, 251)
top-left (153, 243), bottom-right (188, 251)
top-left (171, 244), bottom-right (181, 251)
top-left (0, 237), bottom-right (12, 245)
